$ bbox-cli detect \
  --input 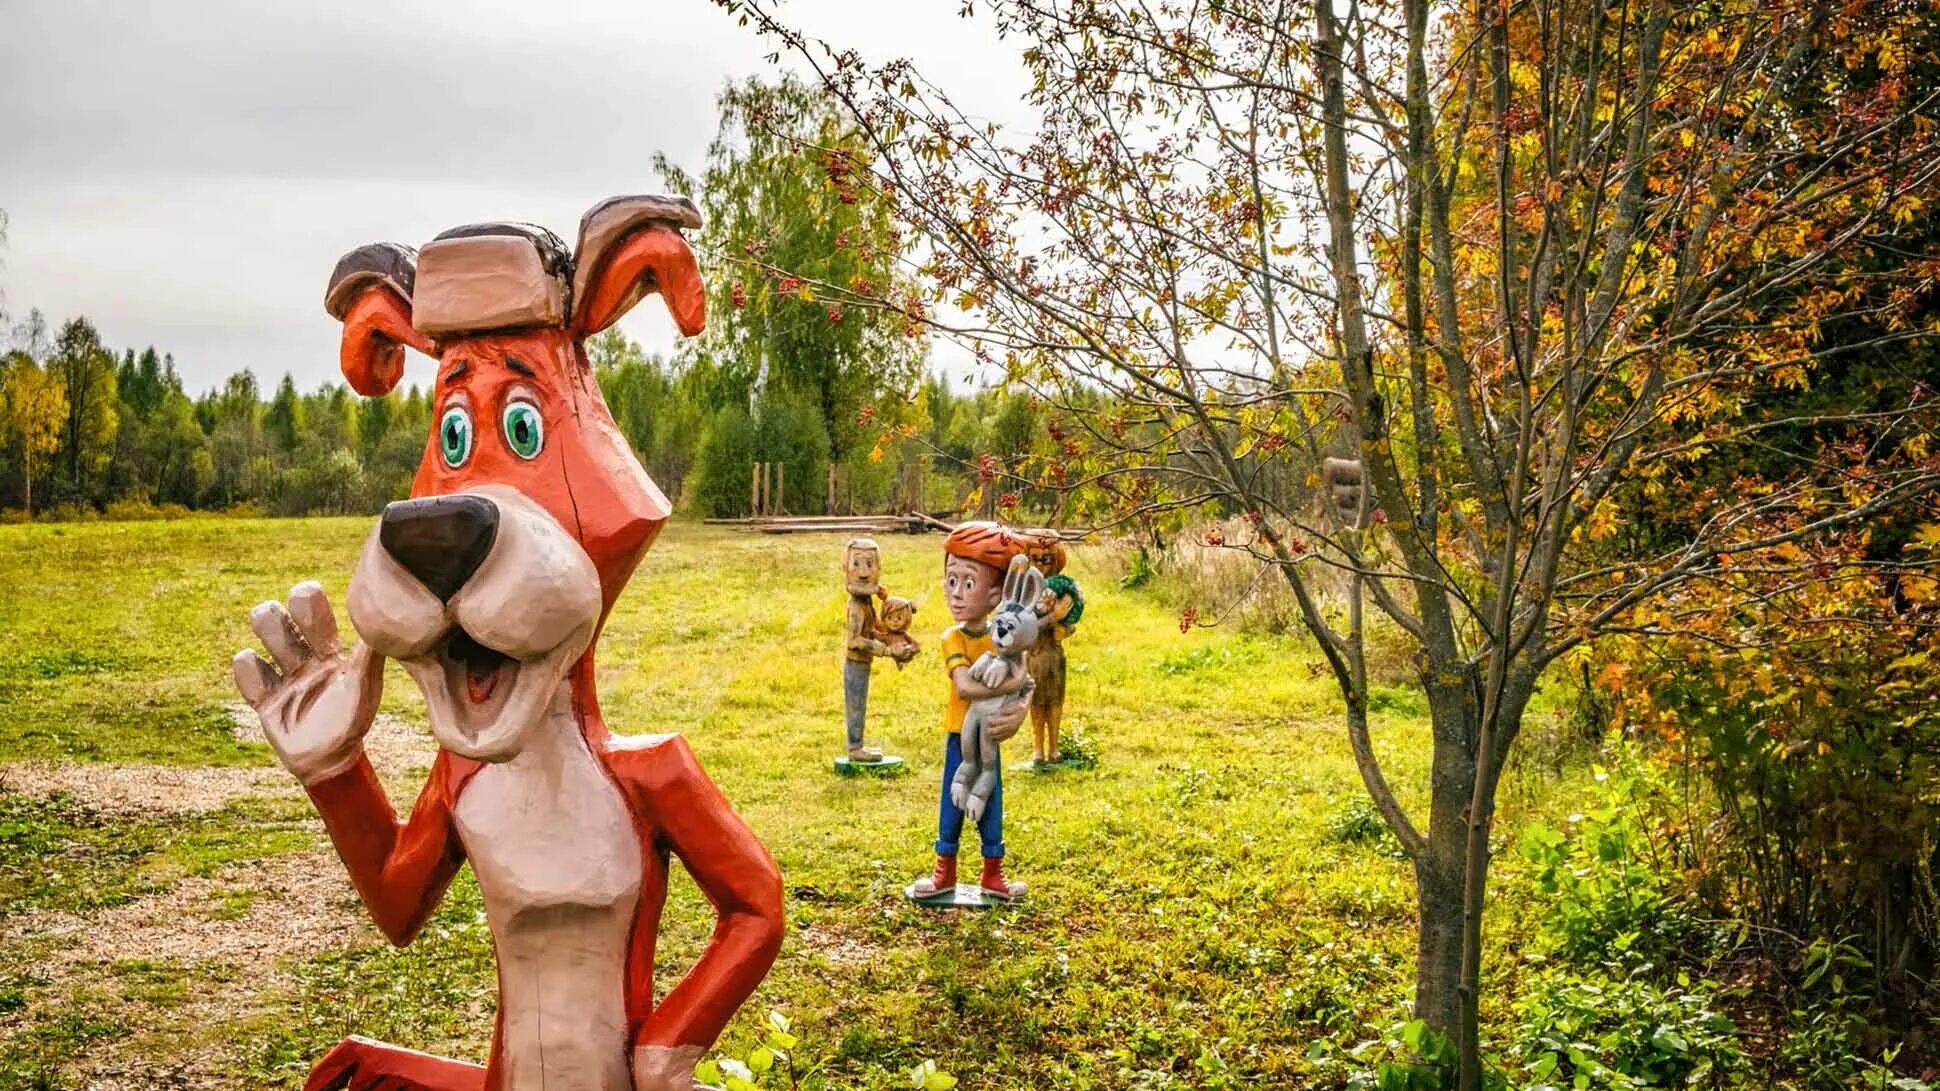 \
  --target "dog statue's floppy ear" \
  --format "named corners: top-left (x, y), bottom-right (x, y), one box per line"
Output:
top-left (571, 195), bottom-right (706, 339)
top-left (325, 242), bottom-right (436, 396)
